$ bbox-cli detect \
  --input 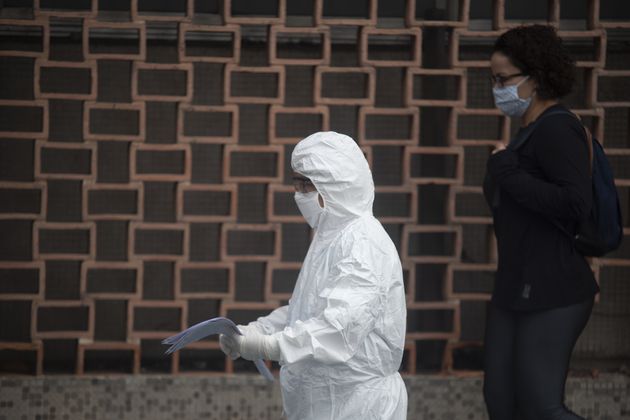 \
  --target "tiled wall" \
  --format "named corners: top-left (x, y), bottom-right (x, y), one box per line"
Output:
top-left (1, 374), bottom-right (629, 419)
top-left (1, 0), bottom-right (629, 376)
